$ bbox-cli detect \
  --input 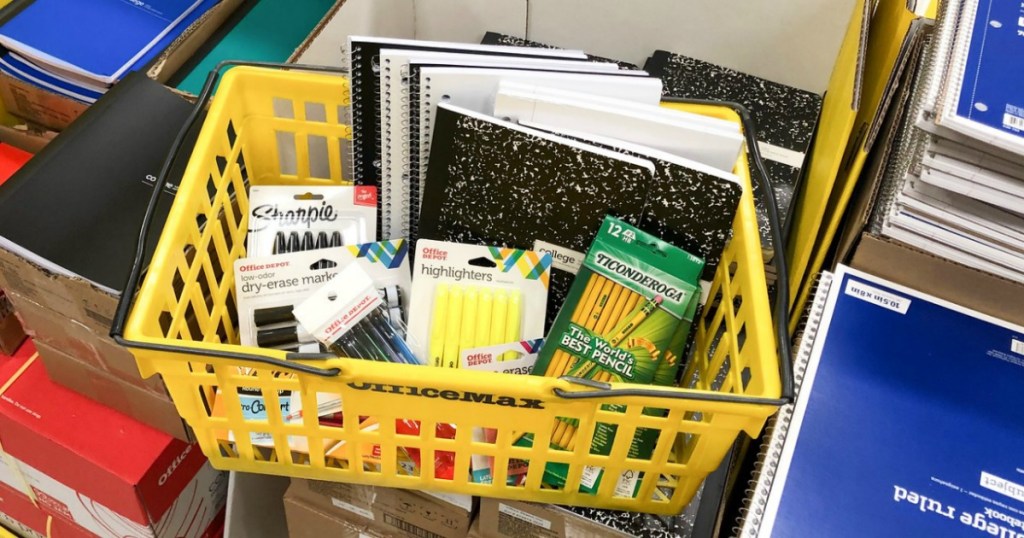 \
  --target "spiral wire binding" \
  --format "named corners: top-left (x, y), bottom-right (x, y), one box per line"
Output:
top-left (350, 45), bottom-right (366, 183)
top-left (381, 57), bottom-right (394, 239)
top-left (733, 272), bottom-right (834, 538)
top-left (419, 75), bottom-right (435, 222)
top-left (398, 62), bottom-right (413, 238)
top-left (408, 71), bottom-right (423, 239)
